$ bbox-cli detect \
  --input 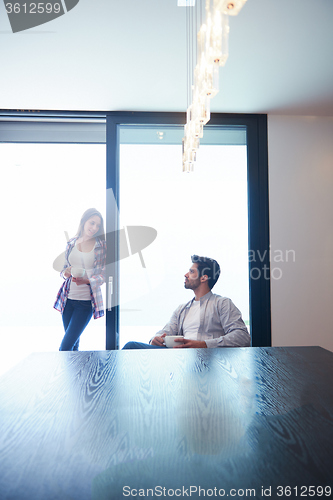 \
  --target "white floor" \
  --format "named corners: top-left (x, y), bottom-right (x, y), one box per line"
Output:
top-left (0, 325), bottom-right (161, 377)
